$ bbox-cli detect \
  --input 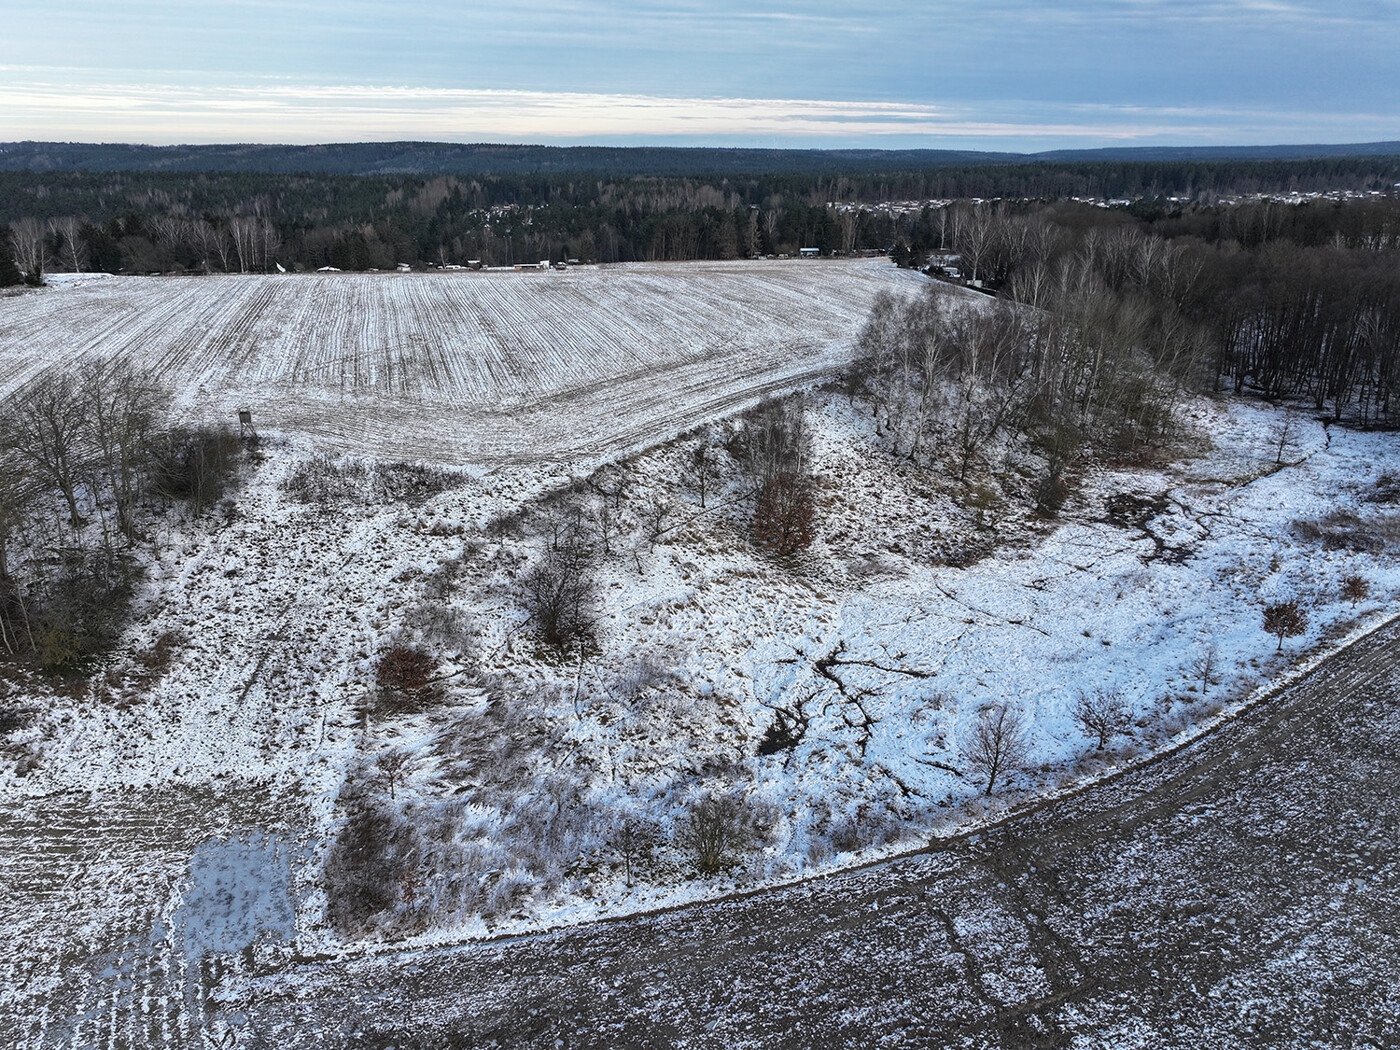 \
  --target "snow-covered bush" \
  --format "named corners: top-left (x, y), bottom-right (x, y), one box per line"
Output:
top-left (322, 800), bottom-right (425, 939)
top-left (679, 794), bottom-right (759, 876)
